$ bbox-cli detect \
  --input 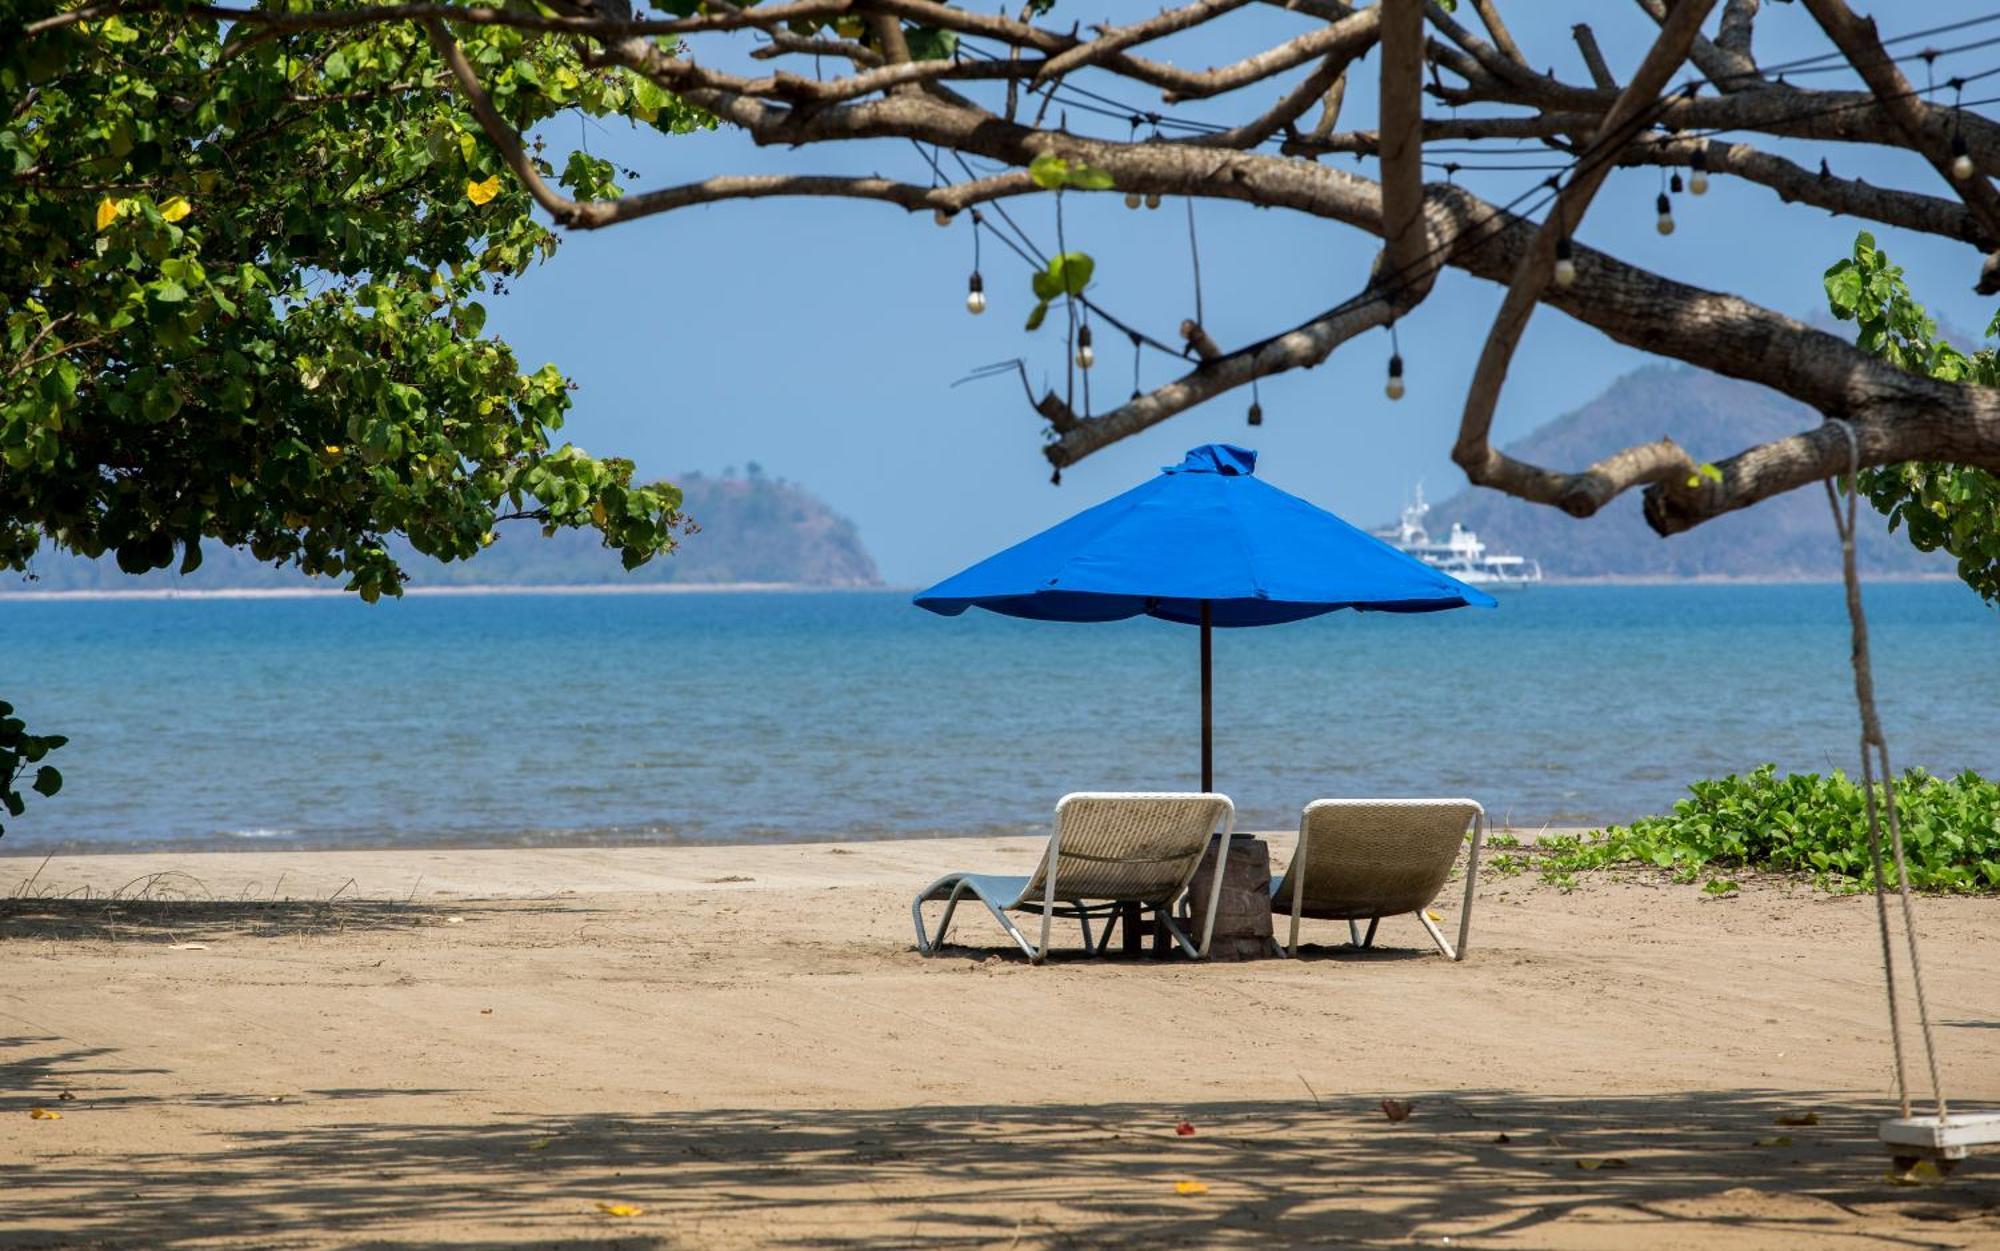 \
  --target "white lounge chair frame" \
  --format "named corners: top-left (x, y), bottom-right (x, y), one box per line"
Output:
top-left (1270, 798), bottom-right (1486, 960)
top-left (912, 792), bottom-right (1235, 964)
